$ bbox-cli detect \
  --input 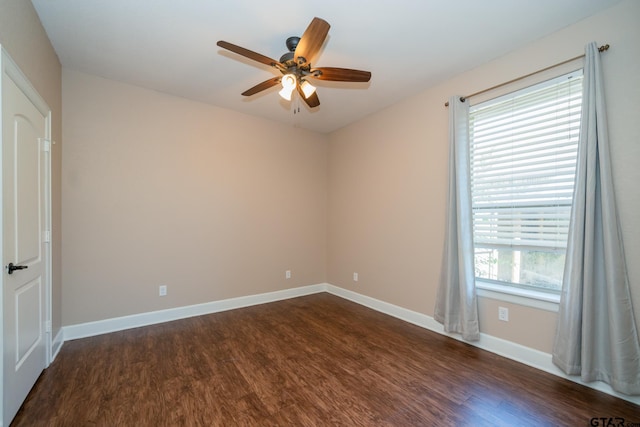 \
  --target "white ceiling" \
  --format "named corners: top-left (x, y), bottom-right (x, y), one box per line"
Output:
top-left (31, 0), bottom-right (621, 134)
